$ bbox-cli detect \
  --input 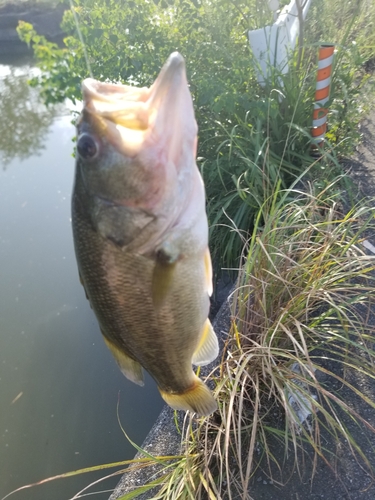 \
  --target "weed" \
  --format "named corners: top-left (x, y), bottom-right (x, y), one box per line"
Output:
top-left (163, 177), bottom-right (375, 499)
